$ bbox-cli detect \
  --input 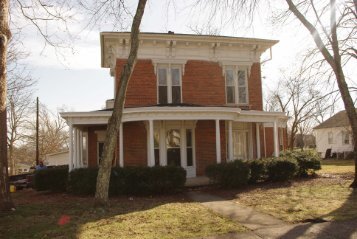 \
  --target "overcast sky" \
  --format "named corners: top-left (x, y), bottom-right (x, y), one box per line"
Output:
top-left (15, 0), bottom-right (355, 113)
